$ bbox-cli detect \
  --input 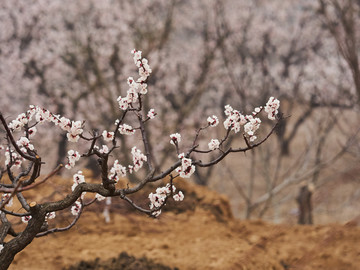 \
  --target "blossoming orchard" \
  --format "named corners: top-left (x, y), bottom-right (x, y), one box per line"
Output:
top-left (0, 50), bottom-right (280, 269)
